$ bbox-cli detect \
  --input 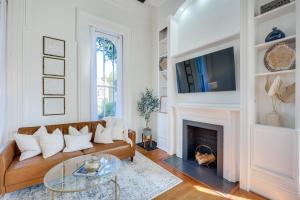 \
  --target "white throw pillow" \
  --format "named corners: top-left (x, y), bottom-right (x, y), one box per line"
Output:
top-left (63, 133), bottom-right (93, 152)
top-left (94, 123), bottom-right (113, 144)
top-left (68, 126), bottom-right (89, 136)
top-left (103, 117), bottom-right (125, 140)
top-left (14, 126), bottom-right (47, 161)
top-left (40, 128), bottom-right (64, 159)
top-left (111, 118), bottom-right (125, 140)
top-left (103, 116), bottom-right (114, 128)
